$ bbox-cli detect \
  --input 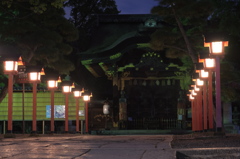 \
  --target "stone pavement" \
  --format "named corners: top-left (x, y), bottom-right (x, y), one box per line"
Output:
top-left (0, 134), bottom-right (176, 159)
